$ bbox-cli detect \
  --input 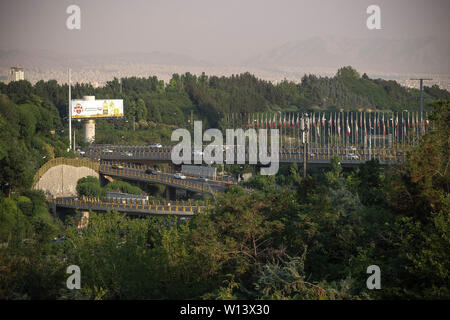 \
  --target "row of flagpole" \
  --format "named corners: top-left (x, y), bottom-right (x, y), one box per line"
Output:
top-left (224, 111), bottom-right (431, 149)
